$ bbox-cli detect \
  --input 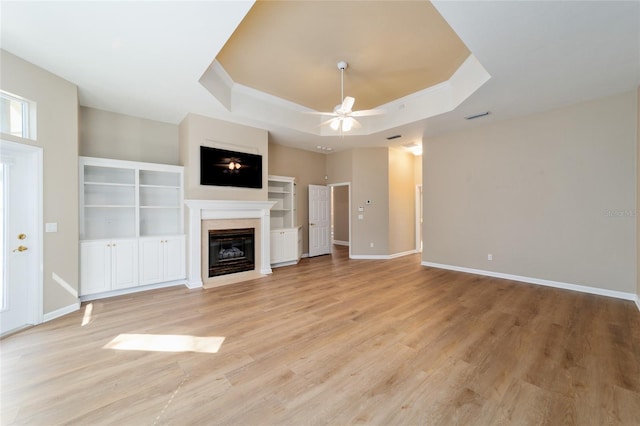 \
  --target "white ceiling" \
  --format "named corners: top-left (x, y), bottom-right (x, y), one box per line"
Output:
top-left (1, 1), bottom-right (639, 154)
